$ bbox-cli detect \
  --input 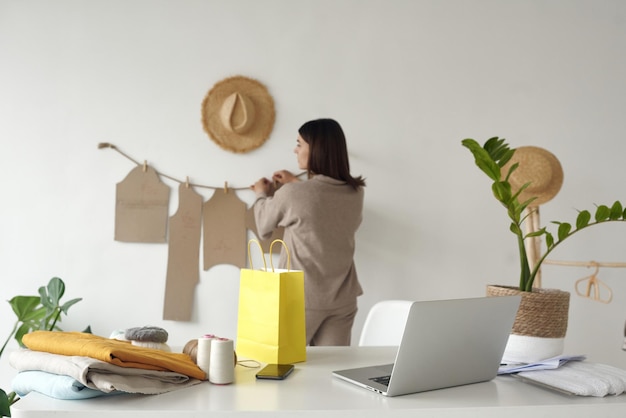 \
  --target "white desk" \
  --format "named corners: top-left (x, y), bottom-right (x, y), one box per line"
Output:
top-left (10, 346), bottom-right (626, 417)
